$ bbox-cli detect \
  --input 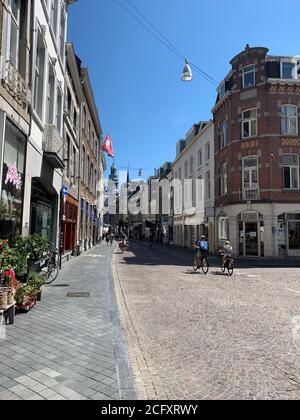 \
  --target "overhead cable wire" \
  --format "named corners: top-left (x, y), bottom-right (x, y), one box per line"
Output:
top-left (114, 0), bottom-right (218, 86)
top-left (124, 0), bottom-right (218, 85)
